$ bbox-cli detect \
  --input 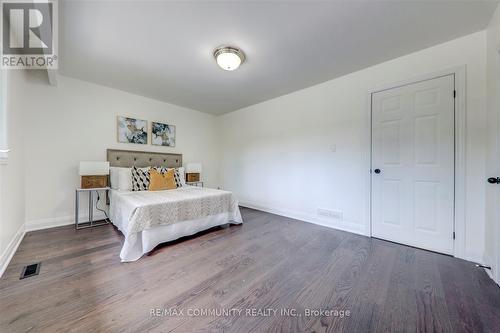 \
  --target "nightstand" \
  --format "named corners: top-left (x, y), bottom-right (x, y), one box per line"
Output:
top-left (75, 187), bottom-right (110, 229)
top-left (186, 181), bottom-right (203, 187)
